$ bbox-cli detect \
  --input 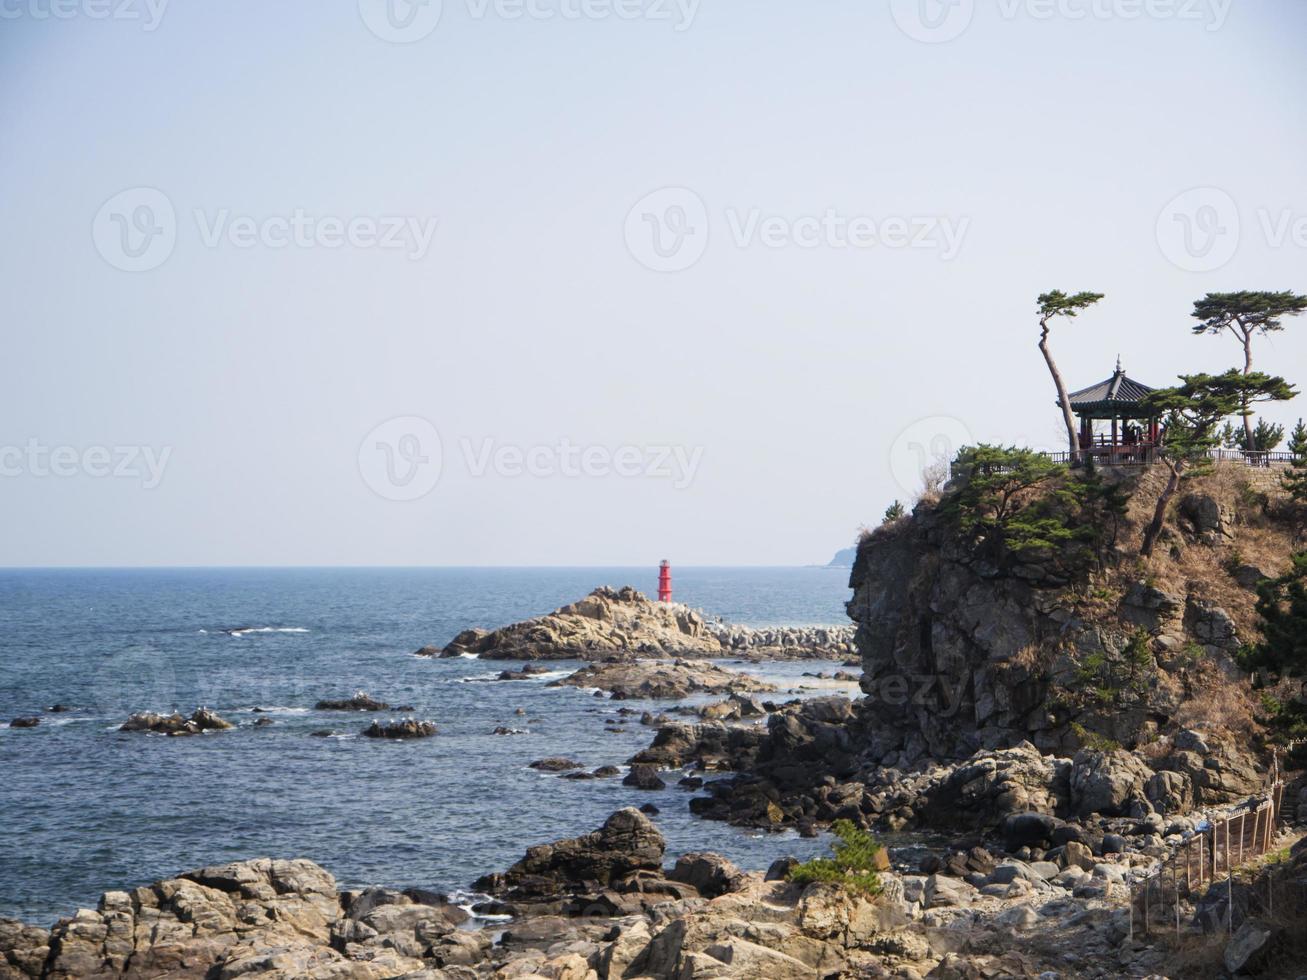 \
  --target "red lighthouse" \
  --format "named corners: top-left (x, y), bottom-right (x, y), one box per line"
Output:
top-left (657, 560), bottom-right (672, 604)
